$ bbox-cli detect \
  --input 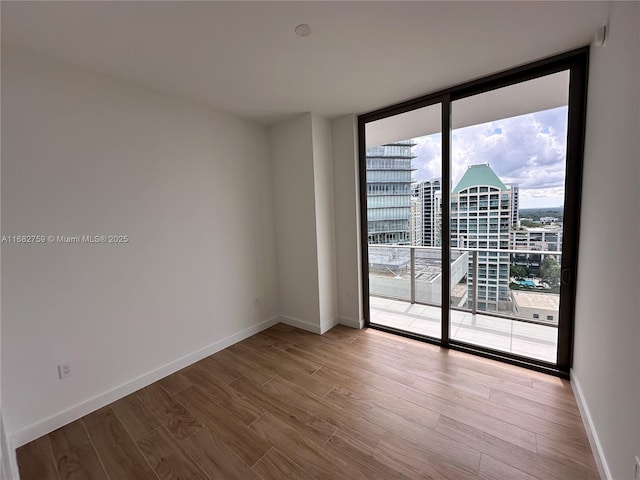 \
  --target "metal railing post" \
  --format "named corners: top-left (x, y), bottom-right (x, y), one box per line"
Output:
top-left (410, 247), bottom-right (416, 304)
top-left (472, 250), bottom-right (478, 315)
